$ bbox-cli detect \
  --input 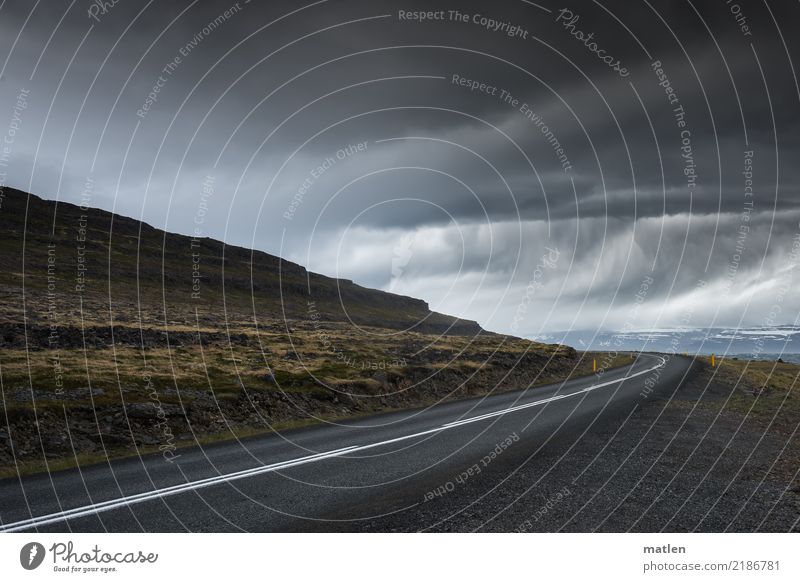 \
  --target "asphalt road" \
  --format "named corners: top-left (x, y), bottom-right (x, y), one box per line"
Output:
top-left (0, 353), bottom-right (693, 532)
